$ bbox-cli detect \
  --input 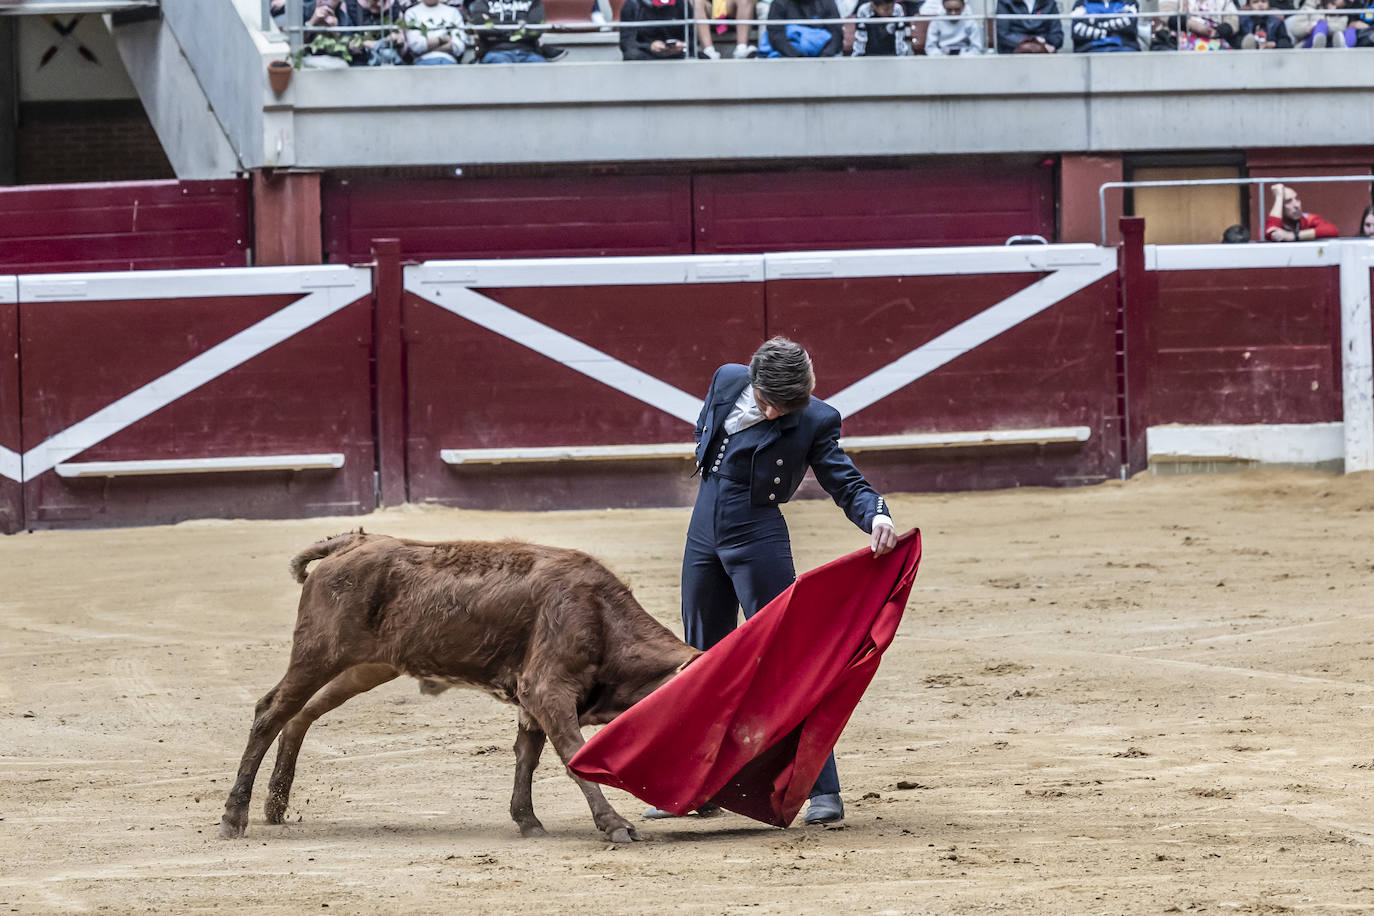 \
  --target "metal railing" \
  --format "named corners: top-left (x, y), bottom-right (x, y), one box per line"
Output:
top-left (263, 4), bottom-right (1372, 60)
top-left (1098, 175), bottom-right (1374, 246)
